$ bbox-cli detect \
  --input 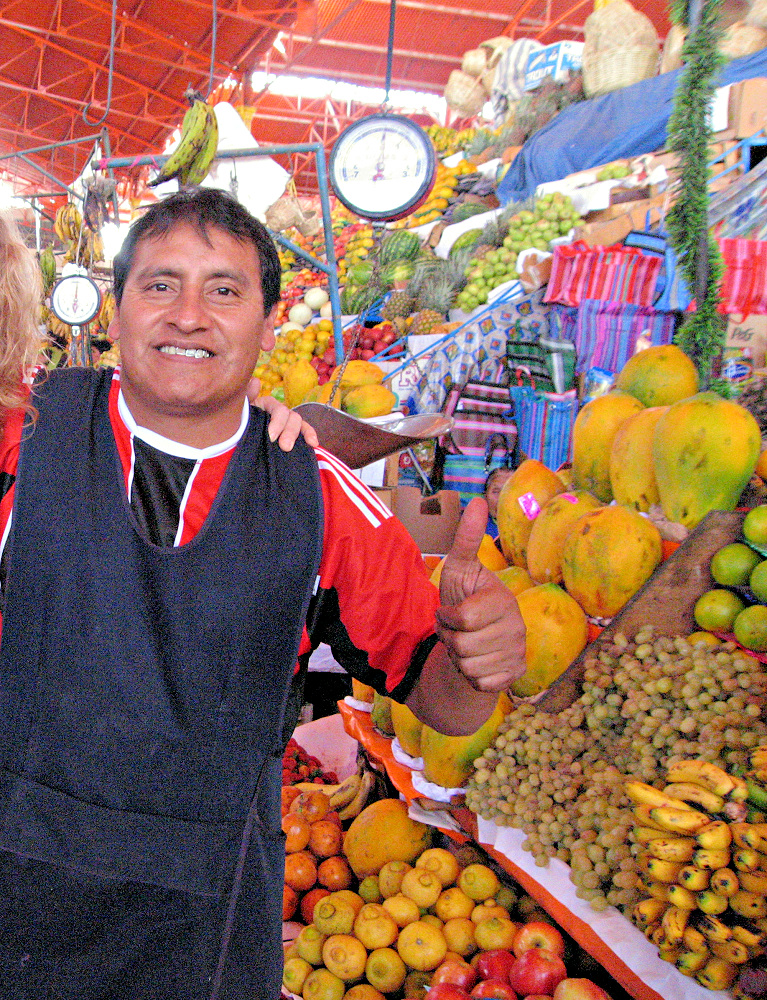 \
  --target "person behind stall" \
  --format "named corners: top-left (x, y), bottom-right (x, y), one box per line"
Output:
top-left (0, 189), bottom-right (525, 999)
top-left (484, 465), bottom-right (514, 540)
